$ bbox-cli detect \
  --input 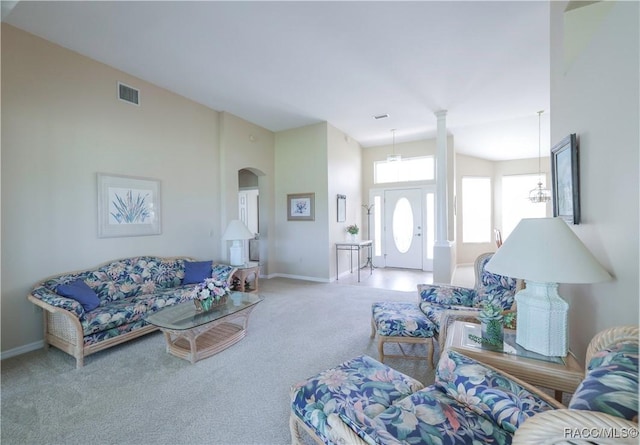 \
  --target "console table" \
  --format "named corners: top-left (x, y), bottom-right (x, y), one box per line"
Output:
top-left (335, 240), bottom-right (373, 282)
